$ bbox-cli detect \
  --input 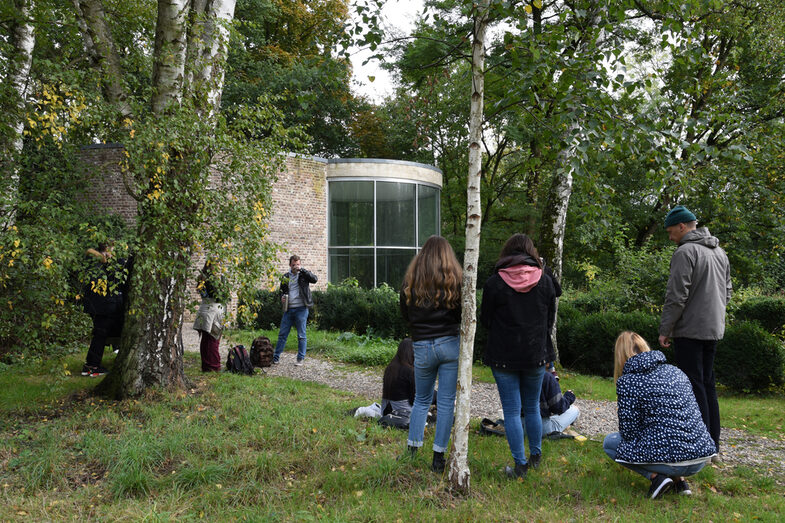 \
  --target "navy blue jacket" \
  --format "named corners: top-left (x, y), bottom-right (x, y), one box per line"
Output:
top-left (615, 350), bottom-right (716, 463)
top-left (539, 371), bottom-right (575, 418)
